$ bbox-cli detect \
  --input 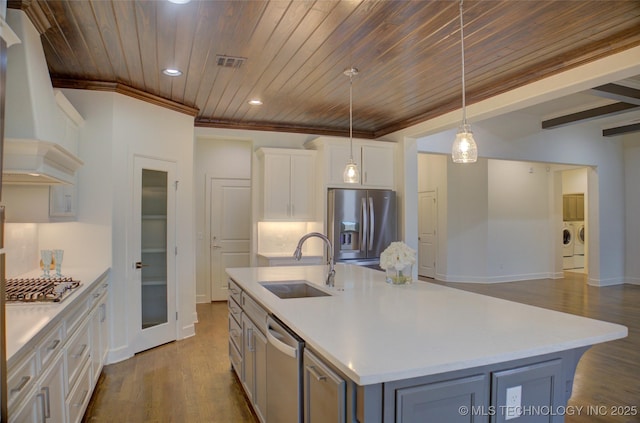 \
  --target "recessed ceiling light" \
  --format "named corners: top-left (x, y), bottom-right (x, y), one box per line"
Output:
top-left (167, 0), bottom-right (191, 4)
top-left (249, 99), bottom-right (263, 106)
top-left (163, 68), bottom-right (182, 77)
